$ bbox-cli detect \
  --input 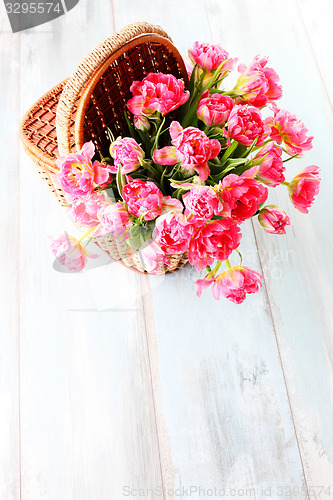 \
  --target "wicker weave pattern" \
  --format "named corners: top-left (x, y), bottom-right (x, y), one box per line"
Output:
top-left (19, 22), bottom-right (190, 274)
top-left (76, 36), bottom-right (187, 157)
top-left (56, 22), bottom-right (172, 156)
top-left (95, 232), bottom-right (189, 274)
